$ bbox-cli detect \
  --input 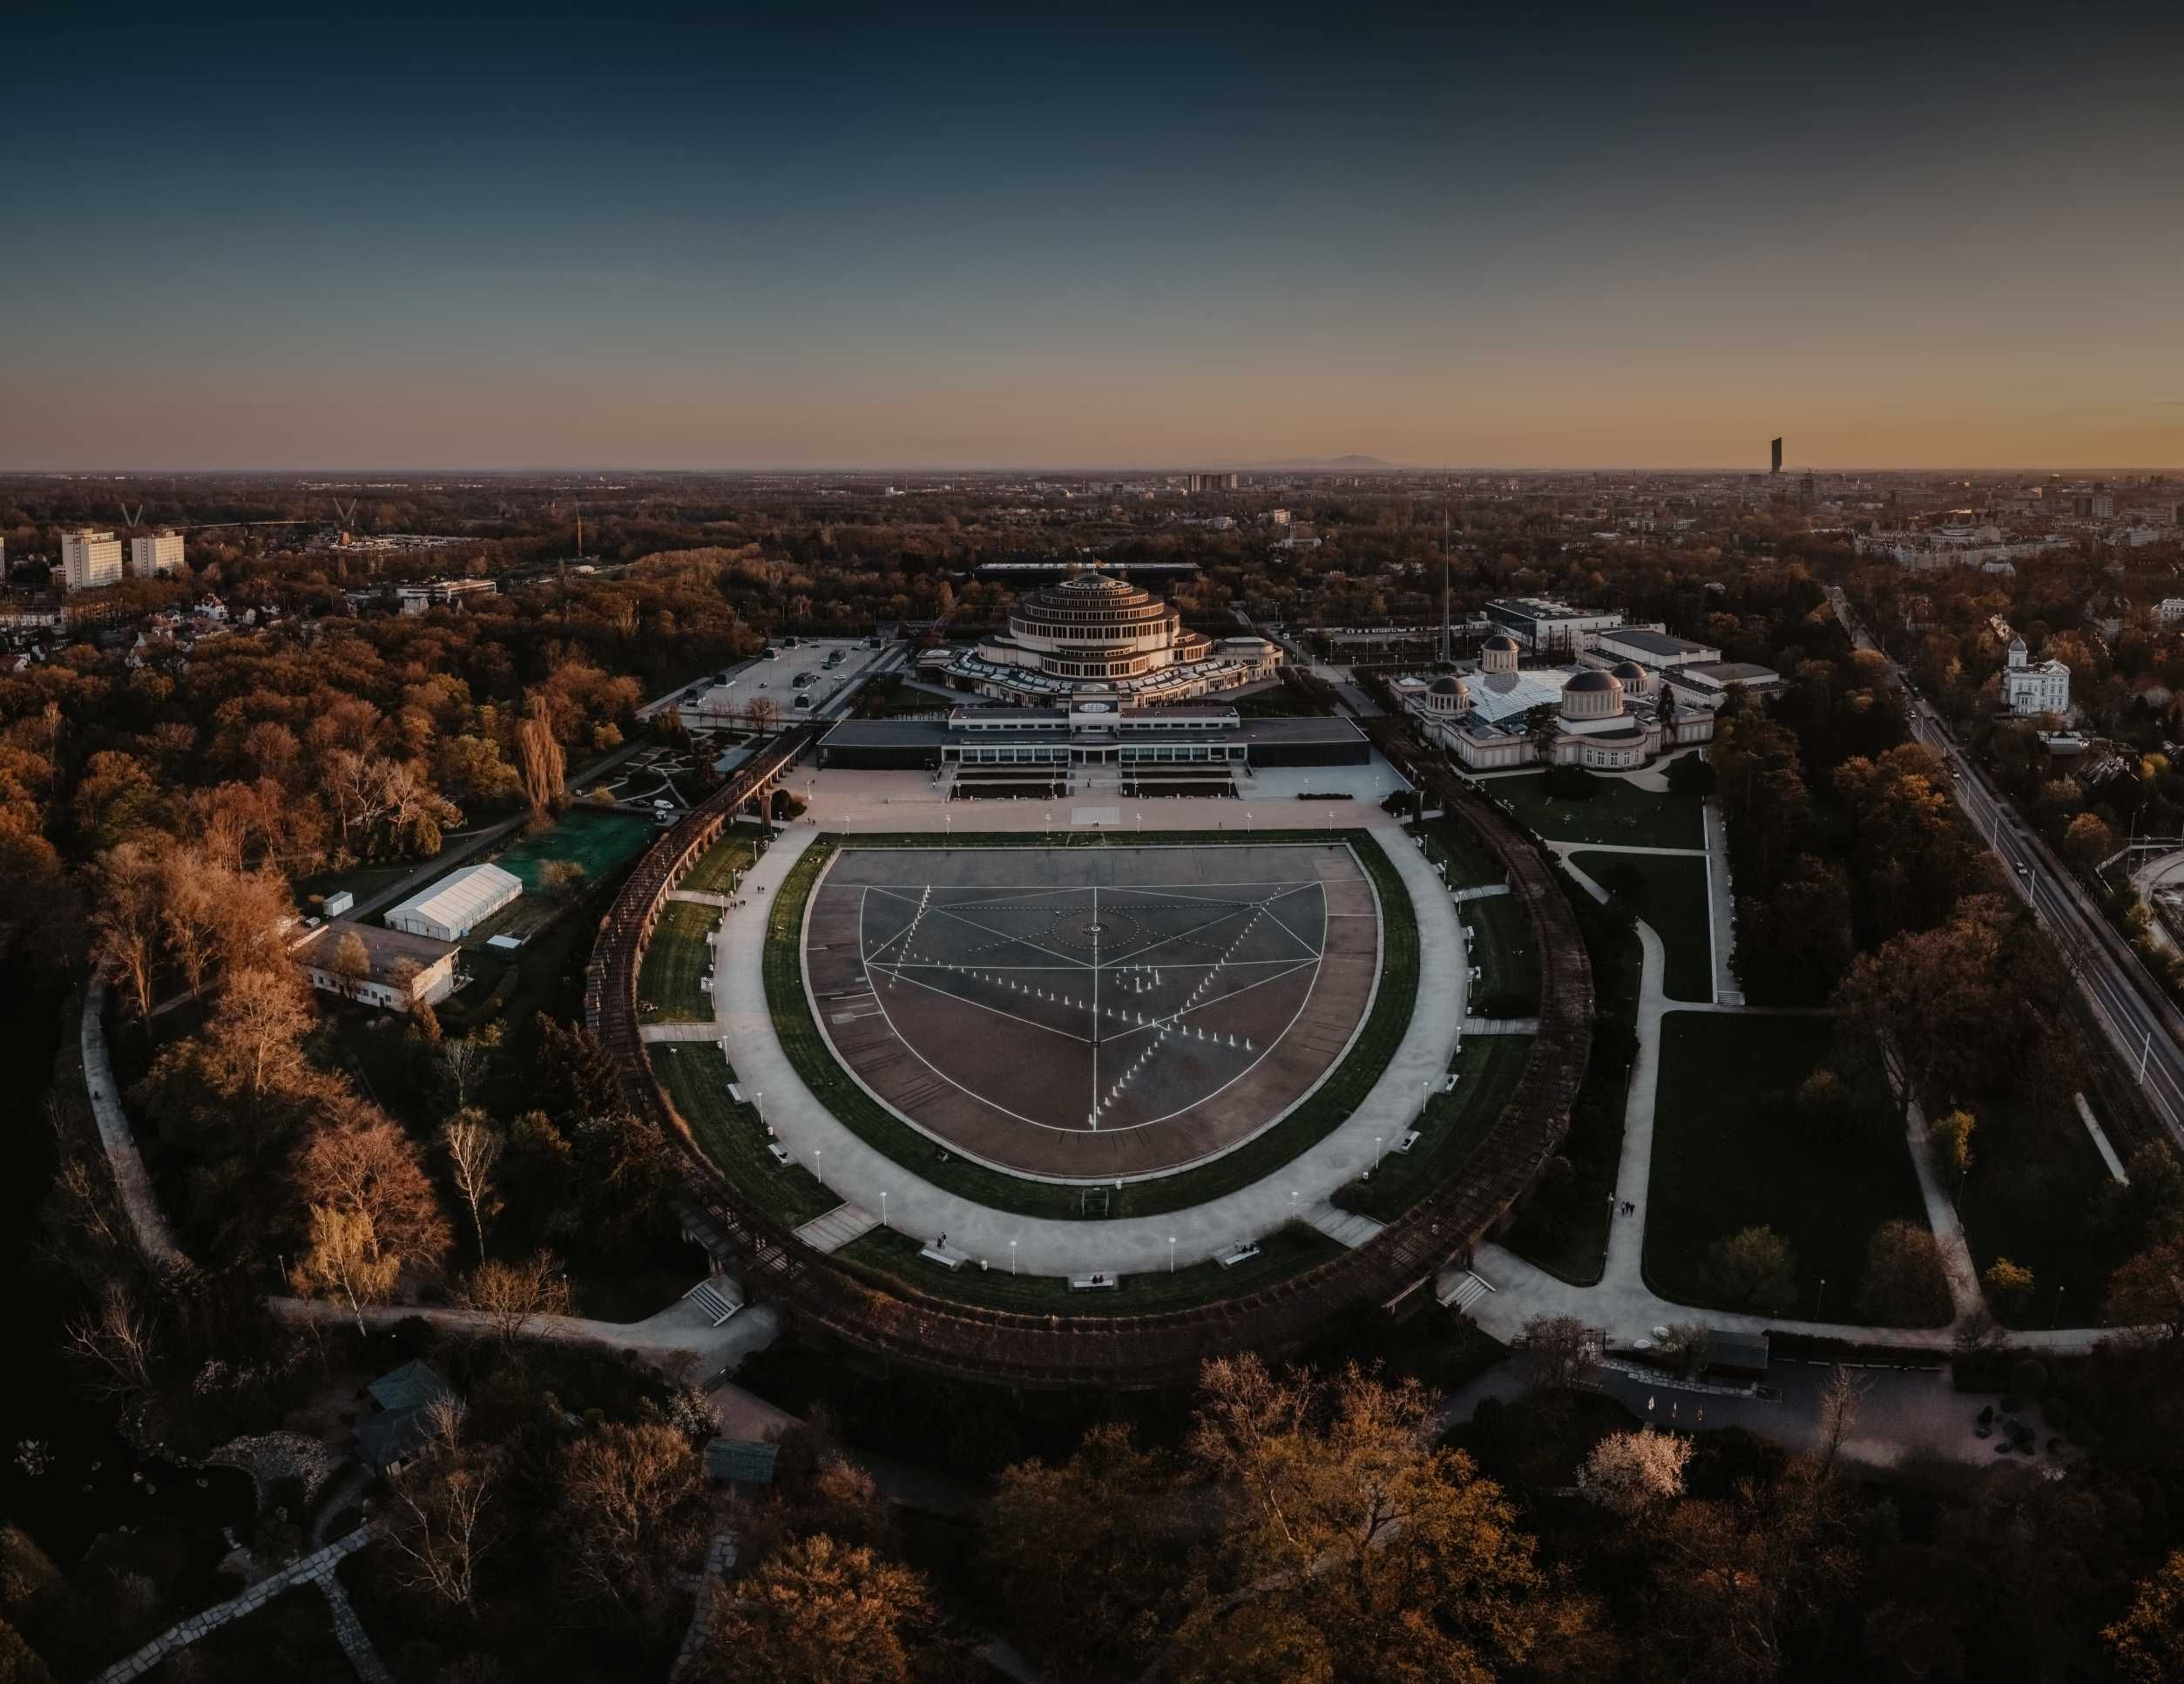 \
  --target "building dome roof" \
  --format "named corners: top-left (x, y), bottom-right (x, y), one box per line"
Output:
top-left (1430, 675), bottom-right (1465, 696)
top-left (1564, 668), bottom-right (1619, 693)
top-left (1608, 659), bottom-right (1648, 690)
top-left (1482, 632), bottom-right (1519, 652)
